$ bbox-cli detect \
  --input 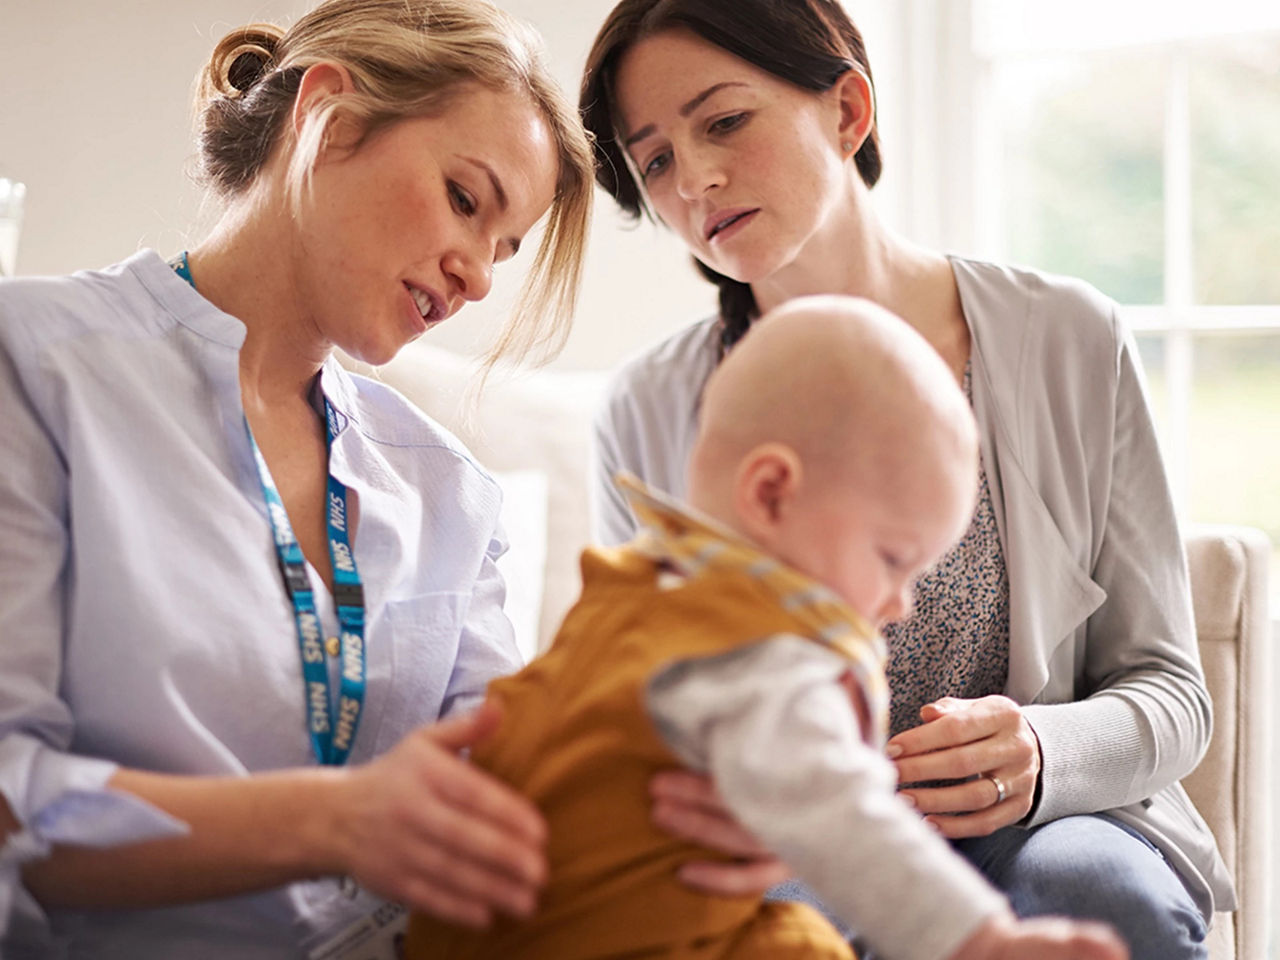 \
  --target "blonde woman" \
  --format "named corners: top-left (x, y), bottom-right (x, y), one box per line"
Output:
top-left (0, 1), bottom-right (591, 956)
